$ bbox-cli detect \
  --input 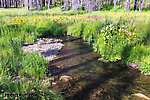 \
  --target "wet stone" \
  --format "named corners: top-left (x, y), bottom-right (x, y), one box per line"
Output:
top-left (60, 75), bottom-right (73, 82)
